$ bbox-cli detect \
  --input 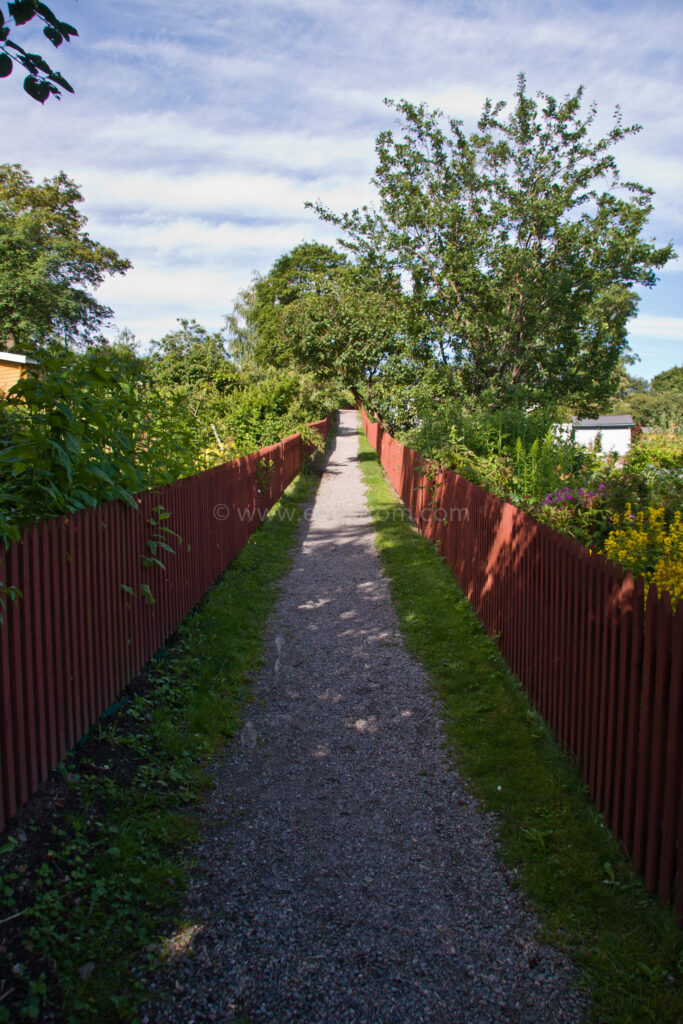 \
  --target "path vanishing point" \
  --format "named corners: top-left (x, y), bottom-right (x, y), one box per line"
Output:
top-left (143, 410), bottom-right (587, 1024)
